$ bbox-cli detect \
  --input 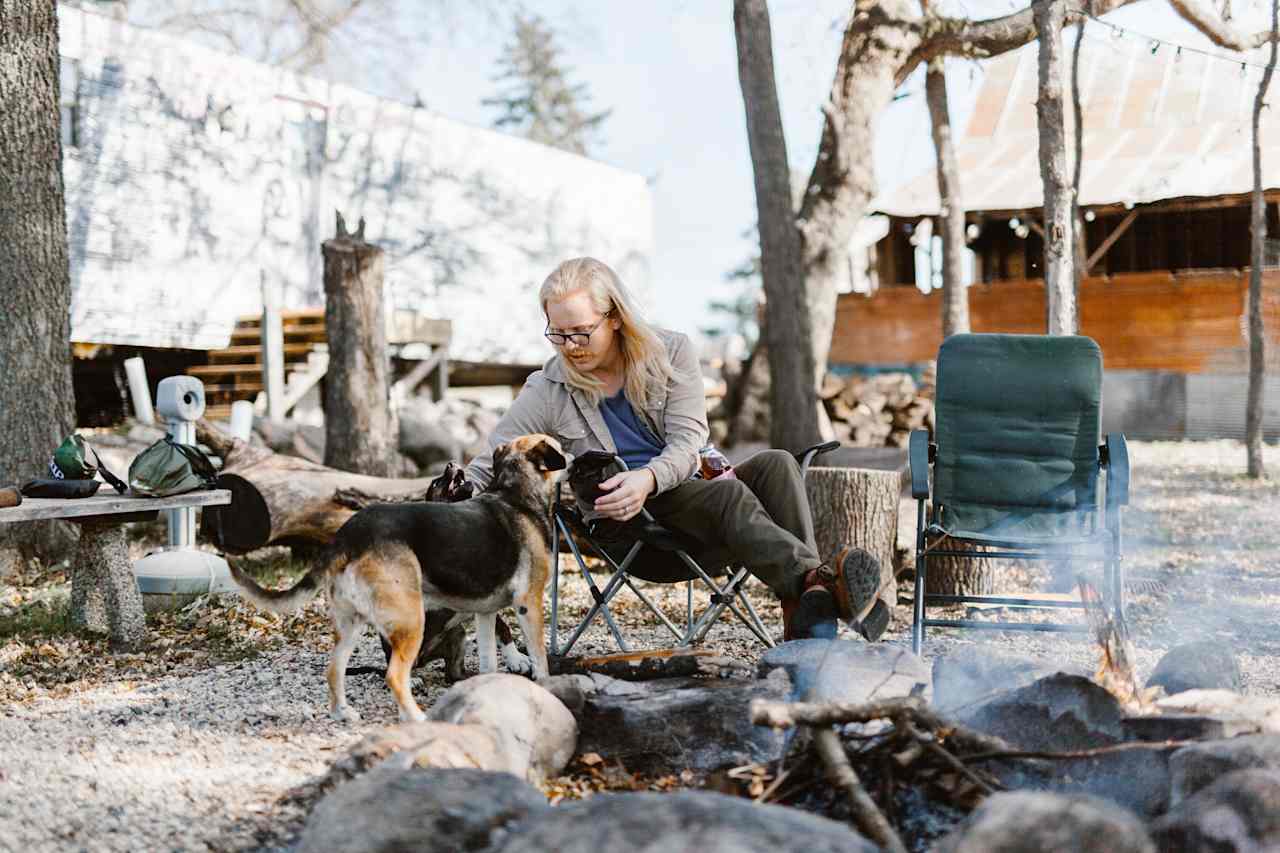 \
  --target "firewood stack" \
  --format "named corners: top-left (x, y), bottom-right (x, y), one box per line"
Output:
top-left (819, 366), bottom-right (935, 448)
top-left (705, 361), bottom-right (936, 449)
